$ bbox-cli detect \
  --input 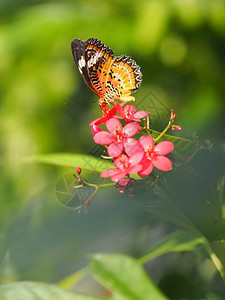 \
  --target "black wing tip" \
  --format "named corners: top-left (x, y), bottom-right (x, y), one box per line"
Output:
top-left (85, 38), bottom-right (102, 47)
top-left (115, 55), bottom-right (142, 89)
top-left (72, 38), bottom-right (114, 57)
top-left (71, 38), bottom-right (85, 51)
